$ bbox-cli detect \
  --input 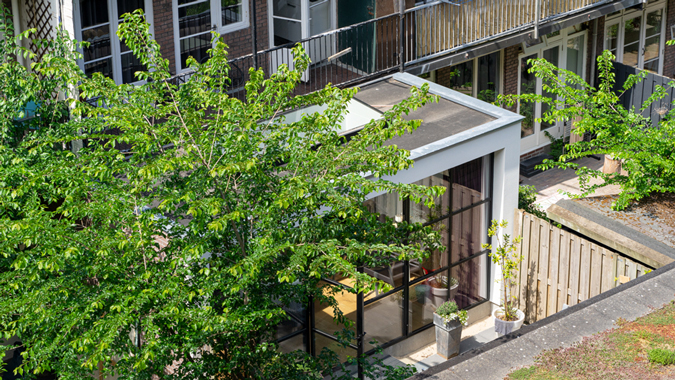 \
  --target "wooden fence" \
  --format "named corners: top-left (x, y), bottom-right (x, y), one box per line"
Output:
top-left (611, 61), bottom-right (675, 128)
top-left (512, 210), bottom-right (653, 323)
